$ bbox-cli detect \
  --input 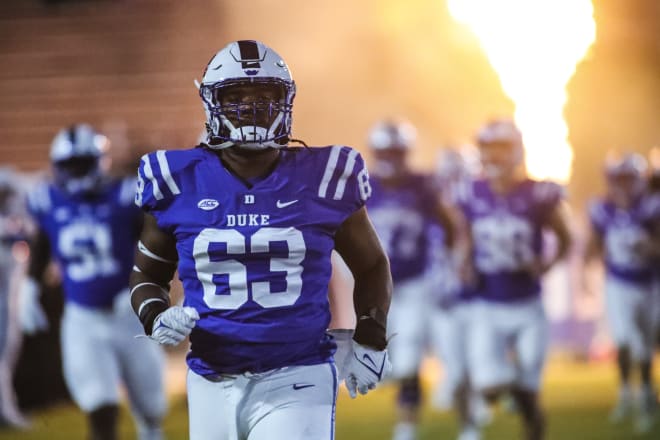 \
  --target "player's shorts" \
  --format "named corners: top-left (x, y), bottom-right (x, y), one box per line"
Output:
top-left (387, 276), bottom-right (432, 379)
top-left (605, 275), bottom-right (657, 361)
top-left (187, 362), bottom-right (337, 440)
top-left (429, 300), bottom-right (474, 407)
top-left (60, 290), bottom-right (166, 418)
top-left (467, 296), bottom-right (548, 392)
